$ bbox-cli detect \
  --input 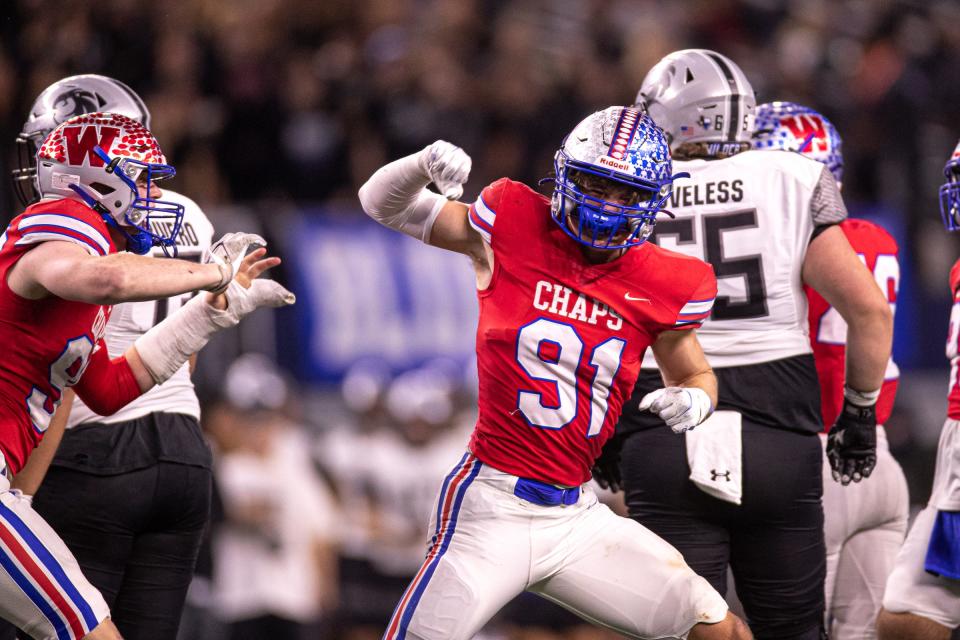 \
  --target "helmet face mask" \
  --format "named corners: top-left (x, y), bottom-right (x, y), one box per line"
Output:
top-left (13, 74), bottom-right (151, 207)
top-left (36, 113), bottom-right (183, 255)
top-left (753, 101), bottom-right (844, 185)
top-left (940, 141), bottom-right (960, 232)
top-left (549, 107), bottom-right (681, 250)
